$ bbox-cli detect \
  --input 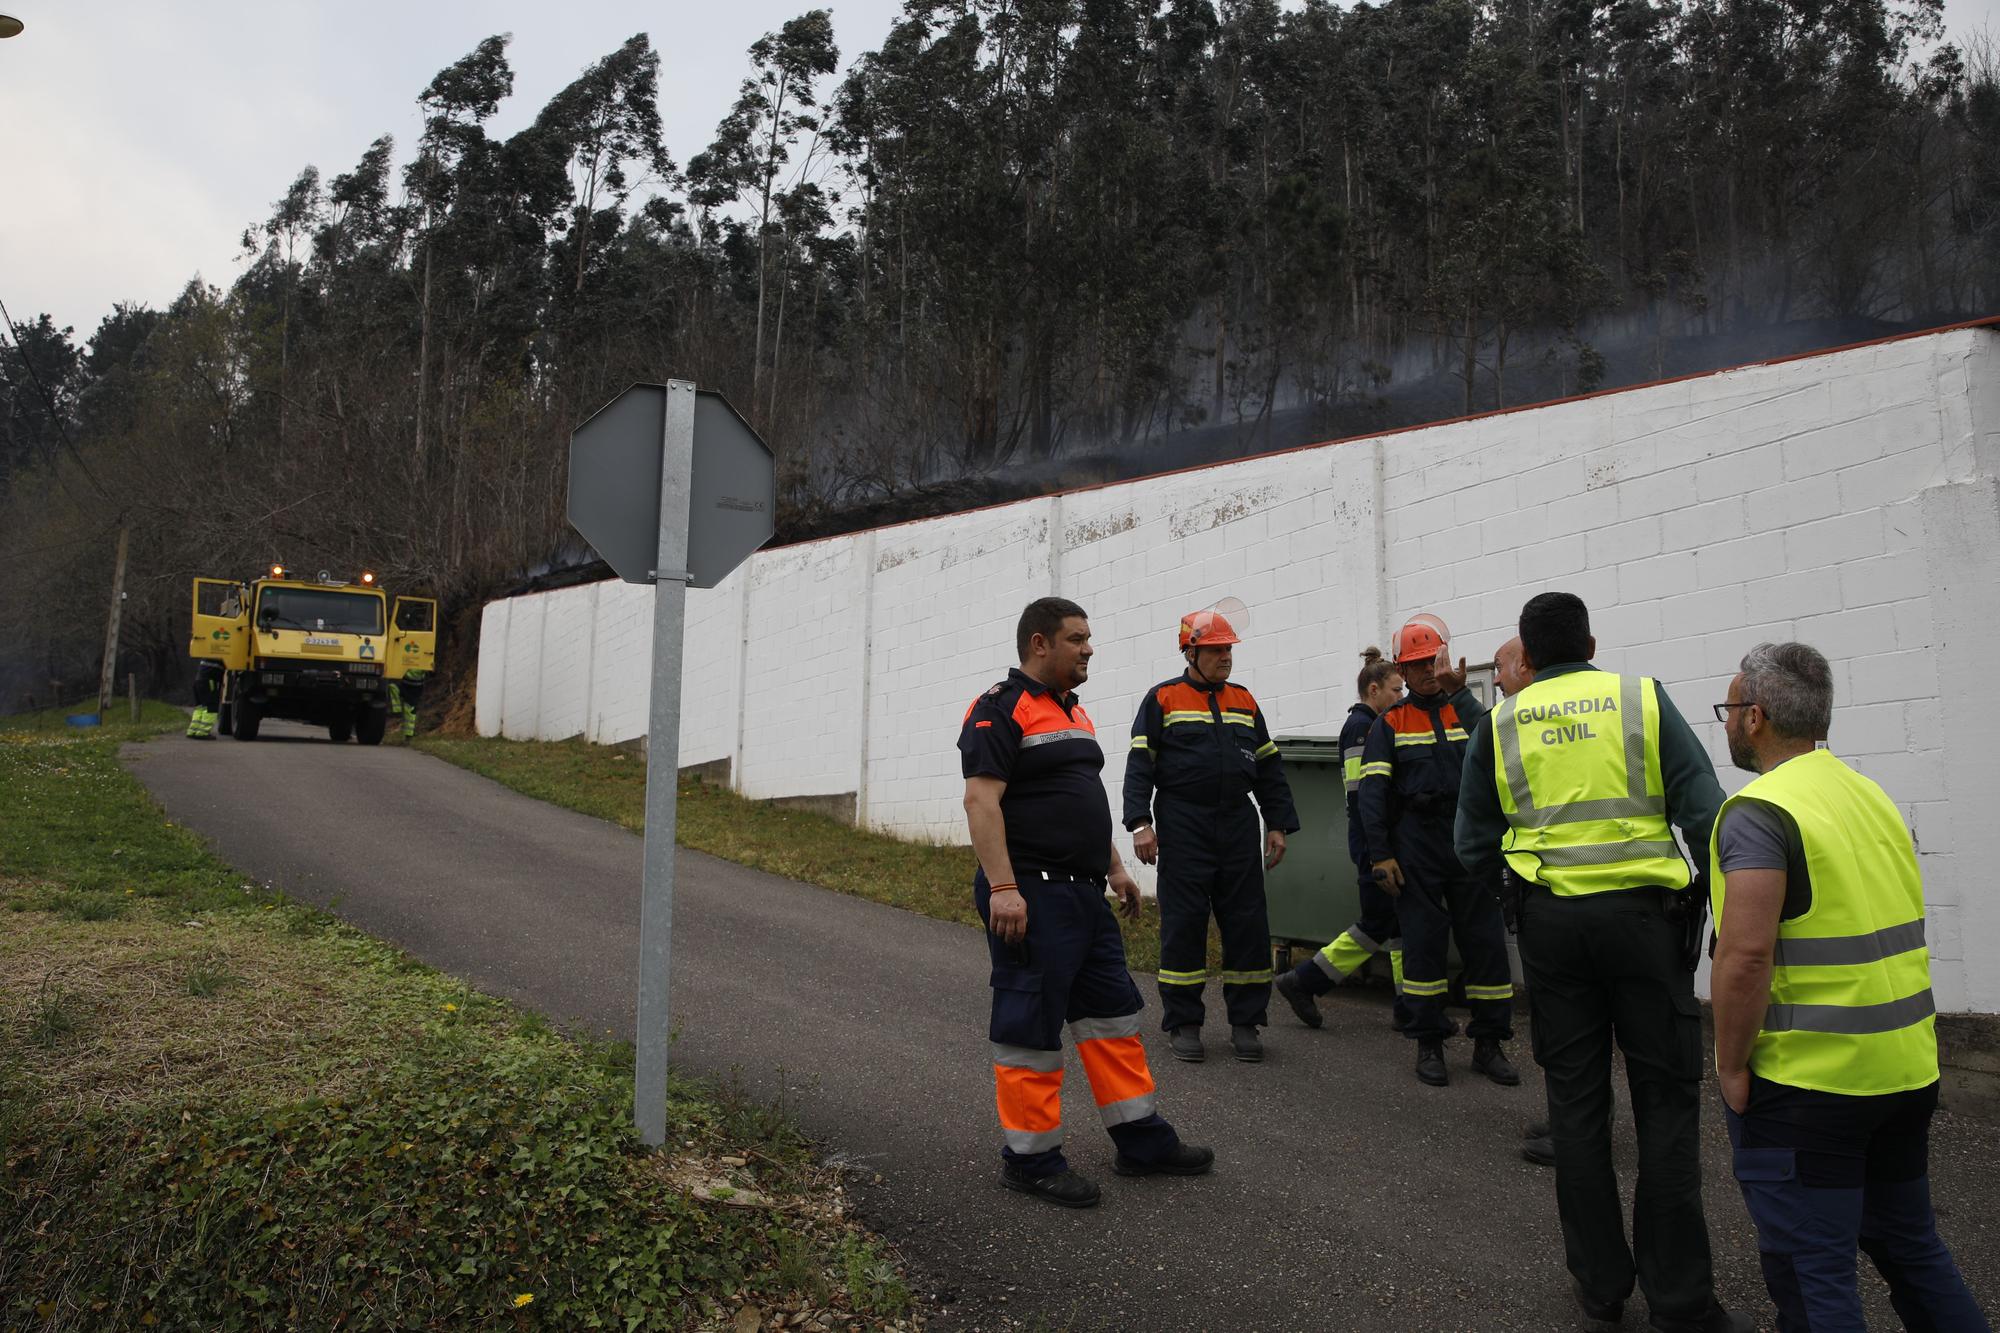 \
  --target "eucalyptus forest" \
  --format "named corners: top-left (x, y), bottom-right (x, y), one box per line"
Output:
top-left (4, 0), bottom-right (1995, 705)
